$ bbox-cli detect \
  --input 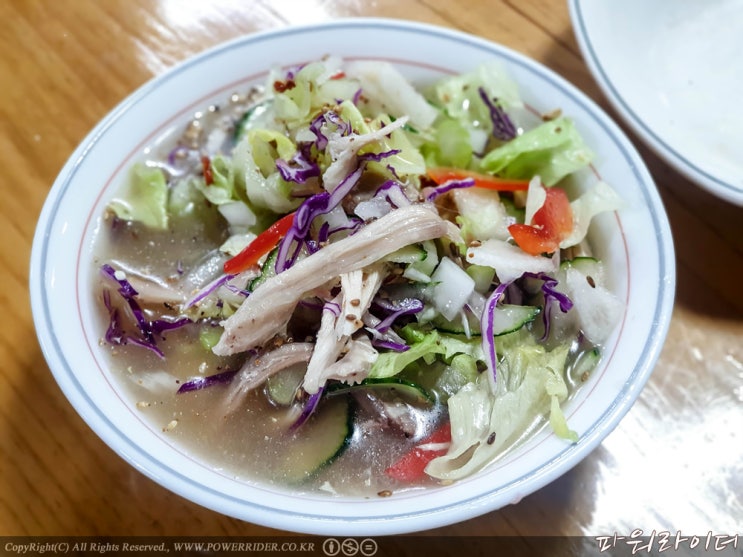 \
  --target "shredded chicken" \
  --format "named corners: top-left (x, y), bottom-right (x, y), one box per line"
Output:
top-left (303, 296), bottom-right (346, 395)
top-left (304, 335), bottom-right (378, 394)
top-left (336, 263), bottom-right (386, 338)
top-left (322, 116), bottom-right (409, 192)
top-left (222, 342), bottom-right (314, 415)
top-left (212, 203), bottom-right (448, 356)
top-left (301, 264), bottom-right (385, 394)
